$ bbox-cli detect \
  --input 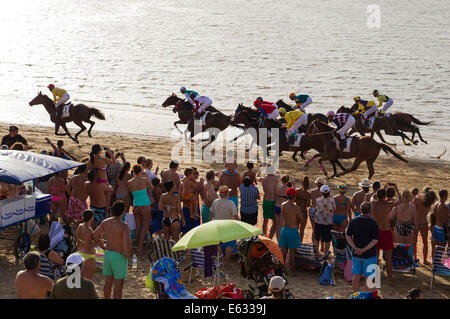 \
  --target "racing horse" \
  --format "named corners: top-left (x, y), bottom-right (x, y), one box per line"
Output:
top-left (306, 119), bottom-right (408, 179)
top-left (29, 92), bottom-right (105, 144)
